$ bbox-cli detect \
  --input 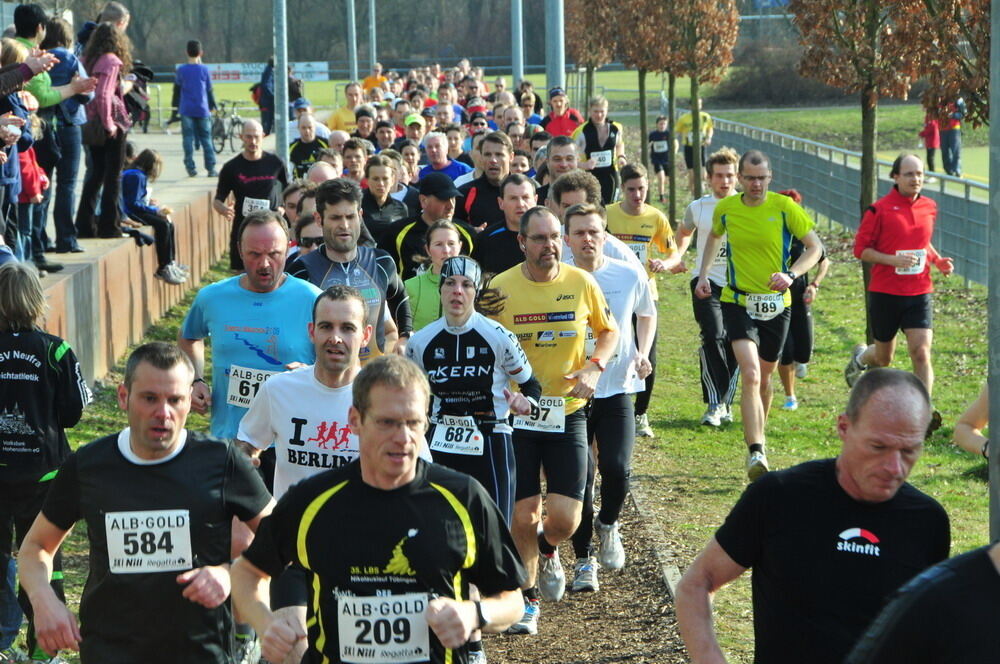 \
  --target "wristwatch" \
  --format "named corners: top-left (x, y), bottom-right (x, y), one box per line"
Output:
top-left (474, 600), bottom-right (490, 629)
top-left (784, 270), bottom-right (797, 281)
top-left (192, 377), bottom-right (206, 386)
